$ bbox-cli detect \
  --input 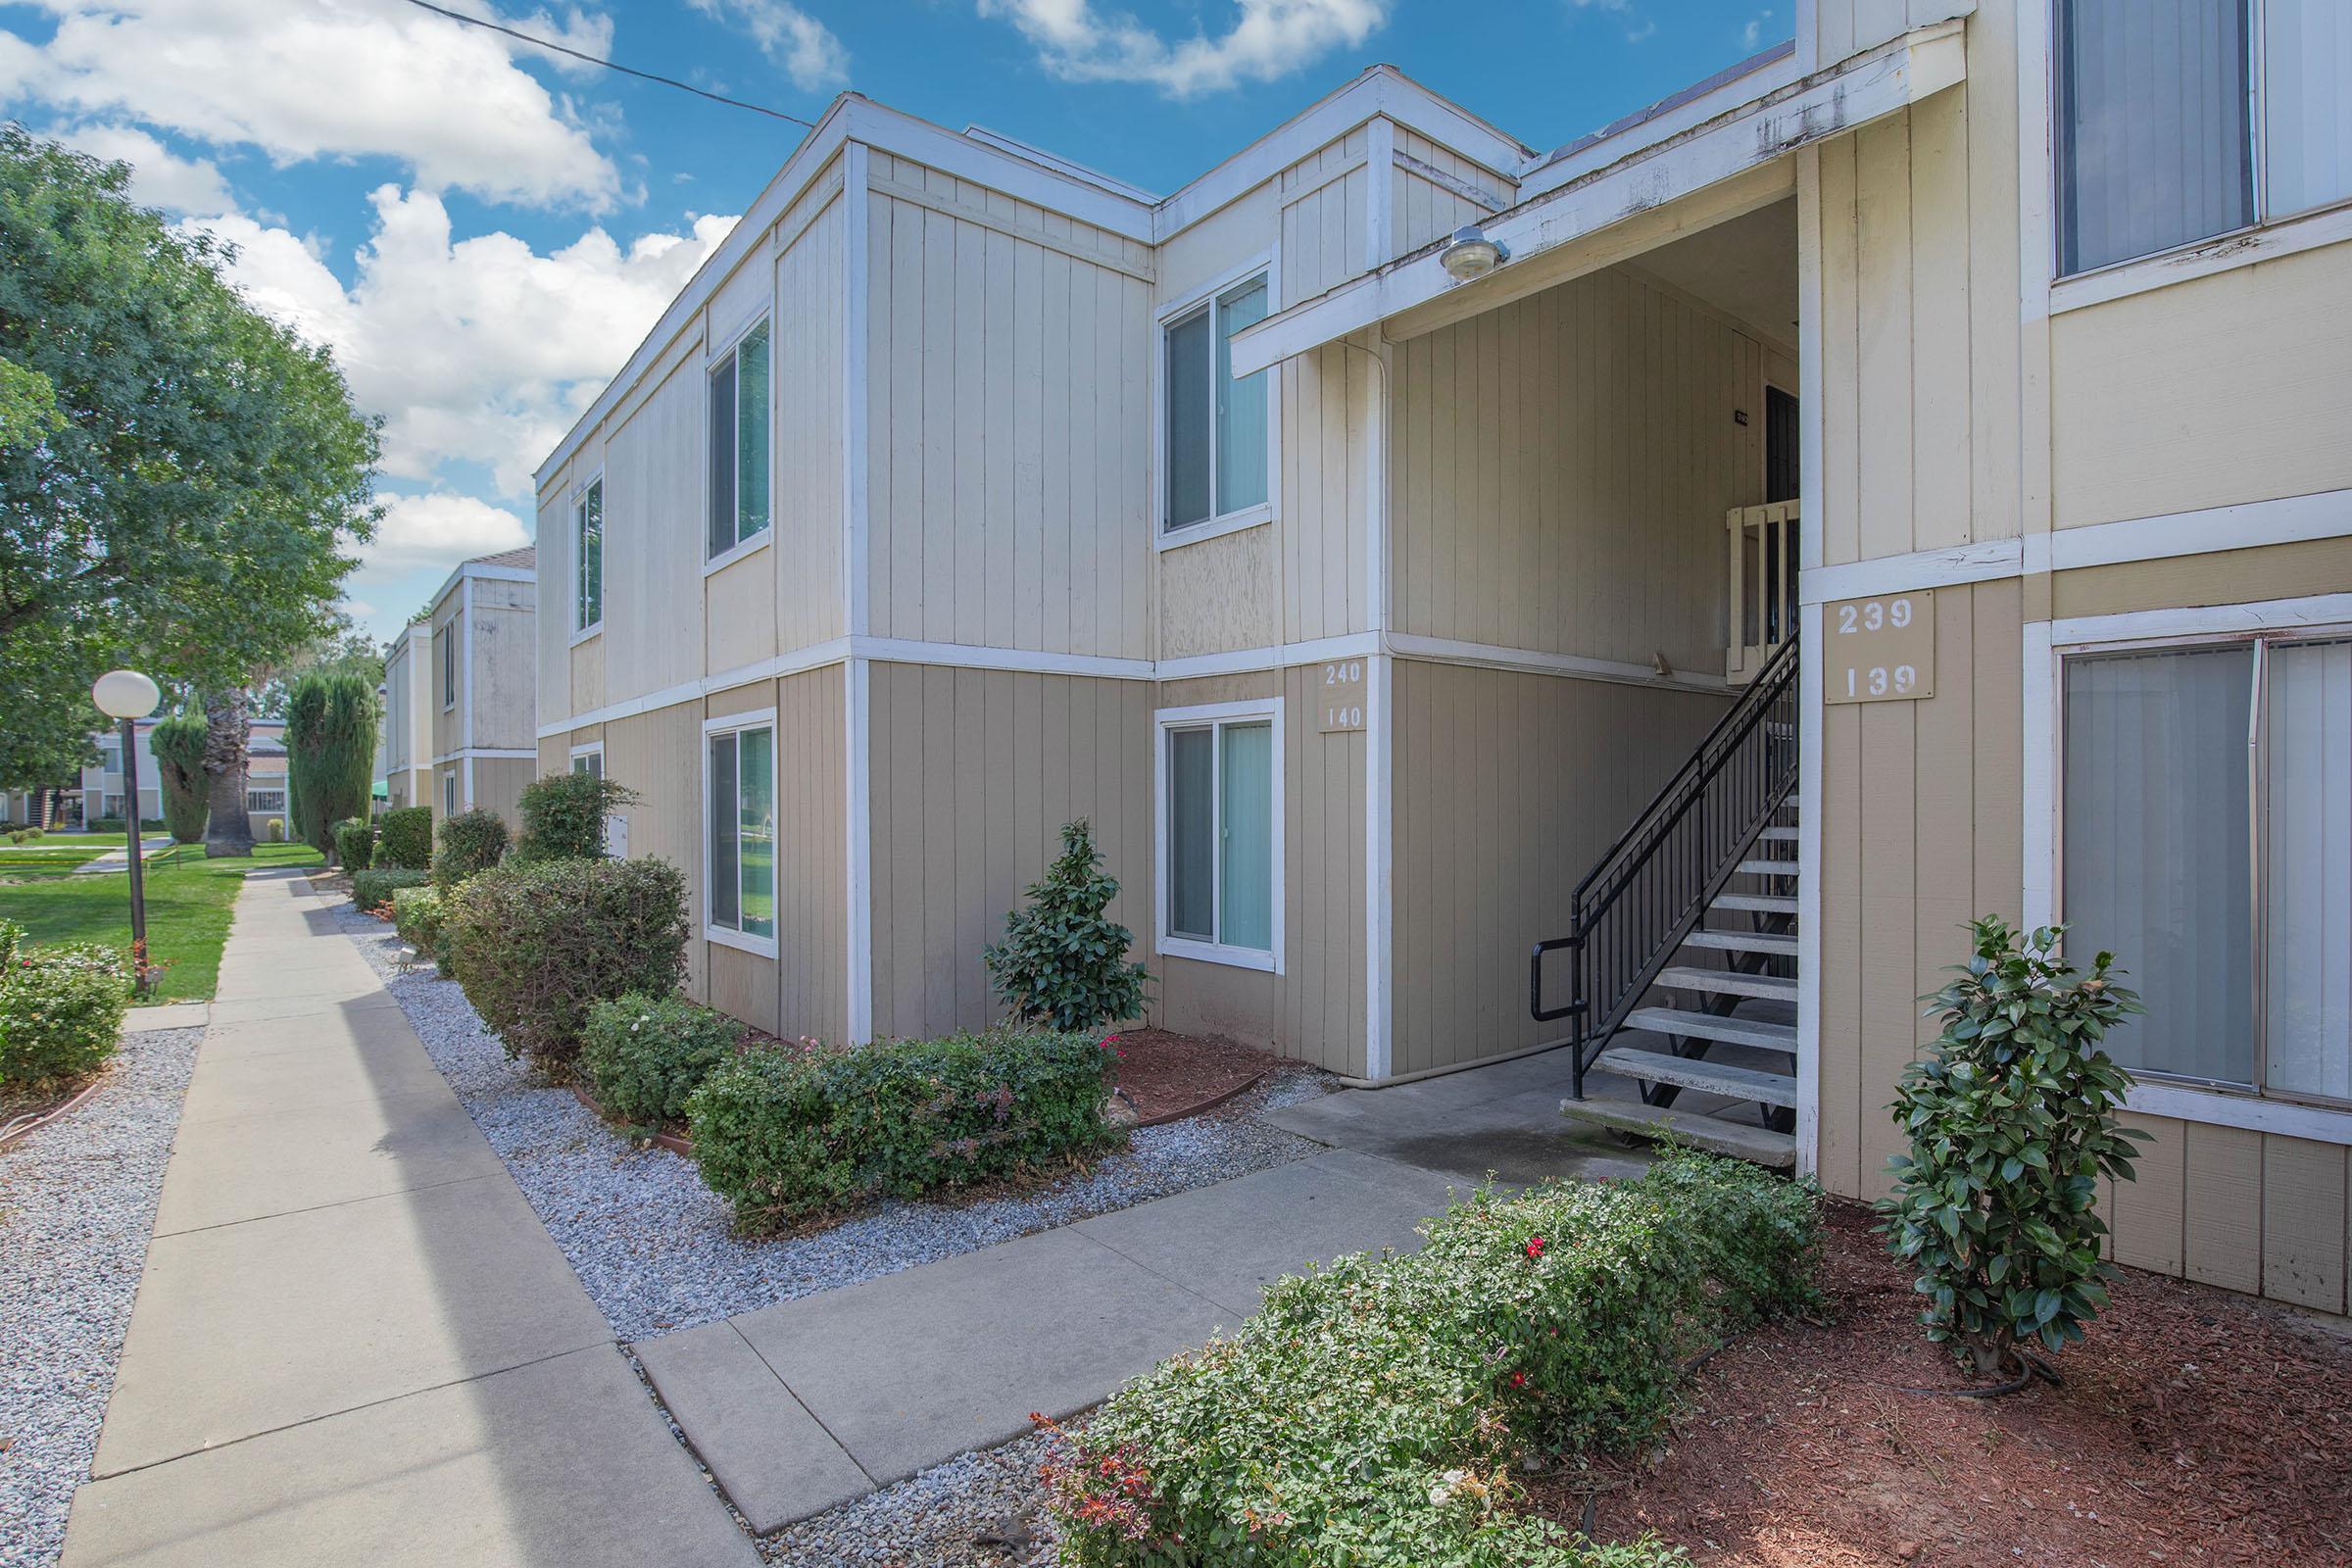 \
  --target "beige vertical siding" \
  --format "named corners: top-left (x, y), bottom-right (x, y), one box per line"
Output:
top-left (772, 667), bottom-right (849, 1044)
top-left (469, 758), bottom-right (534, 831)
top-left (1391, 662), bottom-right (1728, 1076)
top-left (1813, 0), bottom-right (1964, 63)
top-left (2050, 241), bottom-right (2352, 529)
top-left (863, 155), bottom-right (1152, 661)
top-left (772, 188), bottom-right (849, 652)
top-left (705, 551), bottom-right (776, 675)
top-left (536, 469), bottom-right (579, 728)
top-left (1390, 126), bottom-right (1510, 259)
top-left (1391, 265), bottom-right (1766, 669)
top-left (467, 577), bottom-right (536, 750)
top-left (1276, 344), bottom-right (1372, 644)
top-left (1277, 129), bottom-right (1370, 301)
top-left (602, 702), bottom-right (706, 996)
top-left (864, 663), bottom-right (1154, 1044)
top-left (601, 355), bottom-right (710, 706)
